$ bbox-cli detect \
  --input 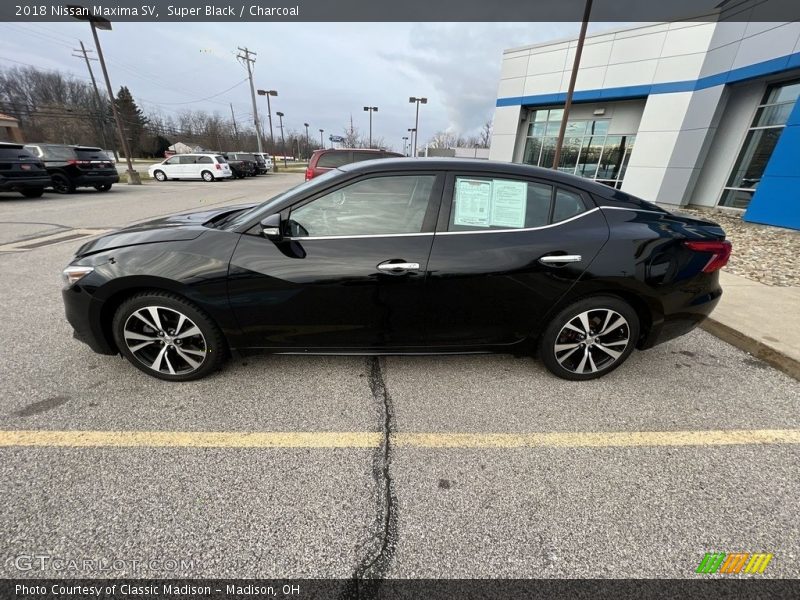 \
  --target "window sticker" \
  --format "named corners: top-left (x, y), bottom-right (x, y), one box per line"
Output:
top-left (454, 178), bottom-right (492, 227)
top-left (490, 179), bottom-right (527, 228)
